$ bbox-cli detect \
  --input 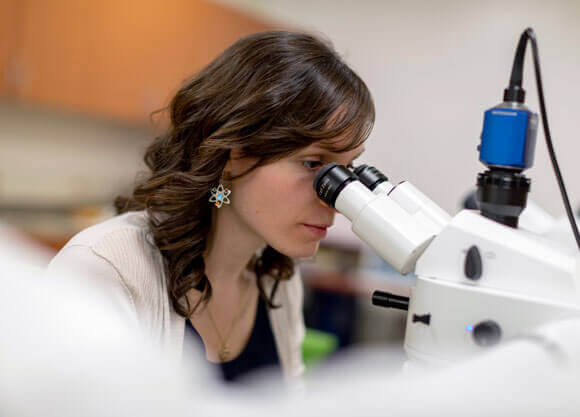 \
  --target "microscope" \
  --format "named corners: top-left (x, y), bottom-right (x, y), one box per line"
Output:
top-left (314, 28), bottom-right (580, 366)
